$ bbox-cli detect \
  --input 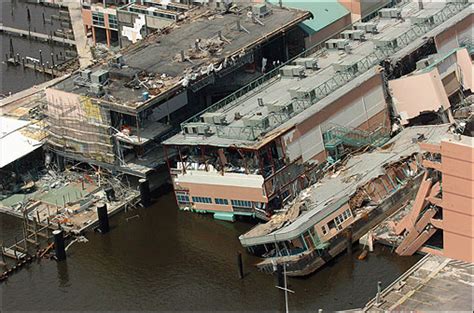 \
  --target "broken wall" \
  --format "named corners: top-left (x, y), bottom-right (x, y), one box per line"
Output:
top-left (389, 68), bottom-right (451, 125)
